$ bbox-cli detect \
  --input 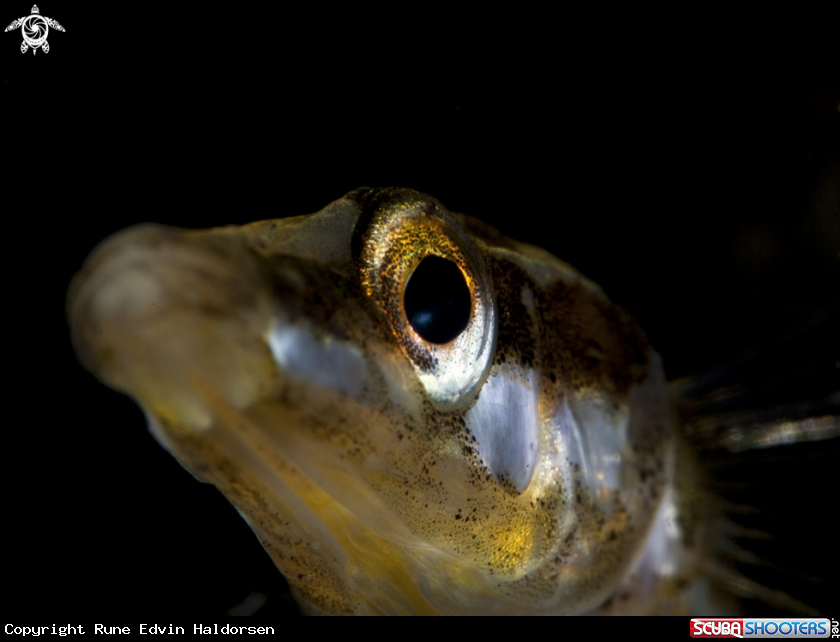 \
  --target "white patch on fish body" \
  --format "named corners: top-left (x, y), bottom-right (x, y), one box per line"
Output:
top-left (268, 322), bottom-right (367, 399)
top-left (465, 364), bottom-right (539, 493)
top-left (559, 395), bottom-right (628, 494)
top-left (520, 284), bottom-right (536, 318)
